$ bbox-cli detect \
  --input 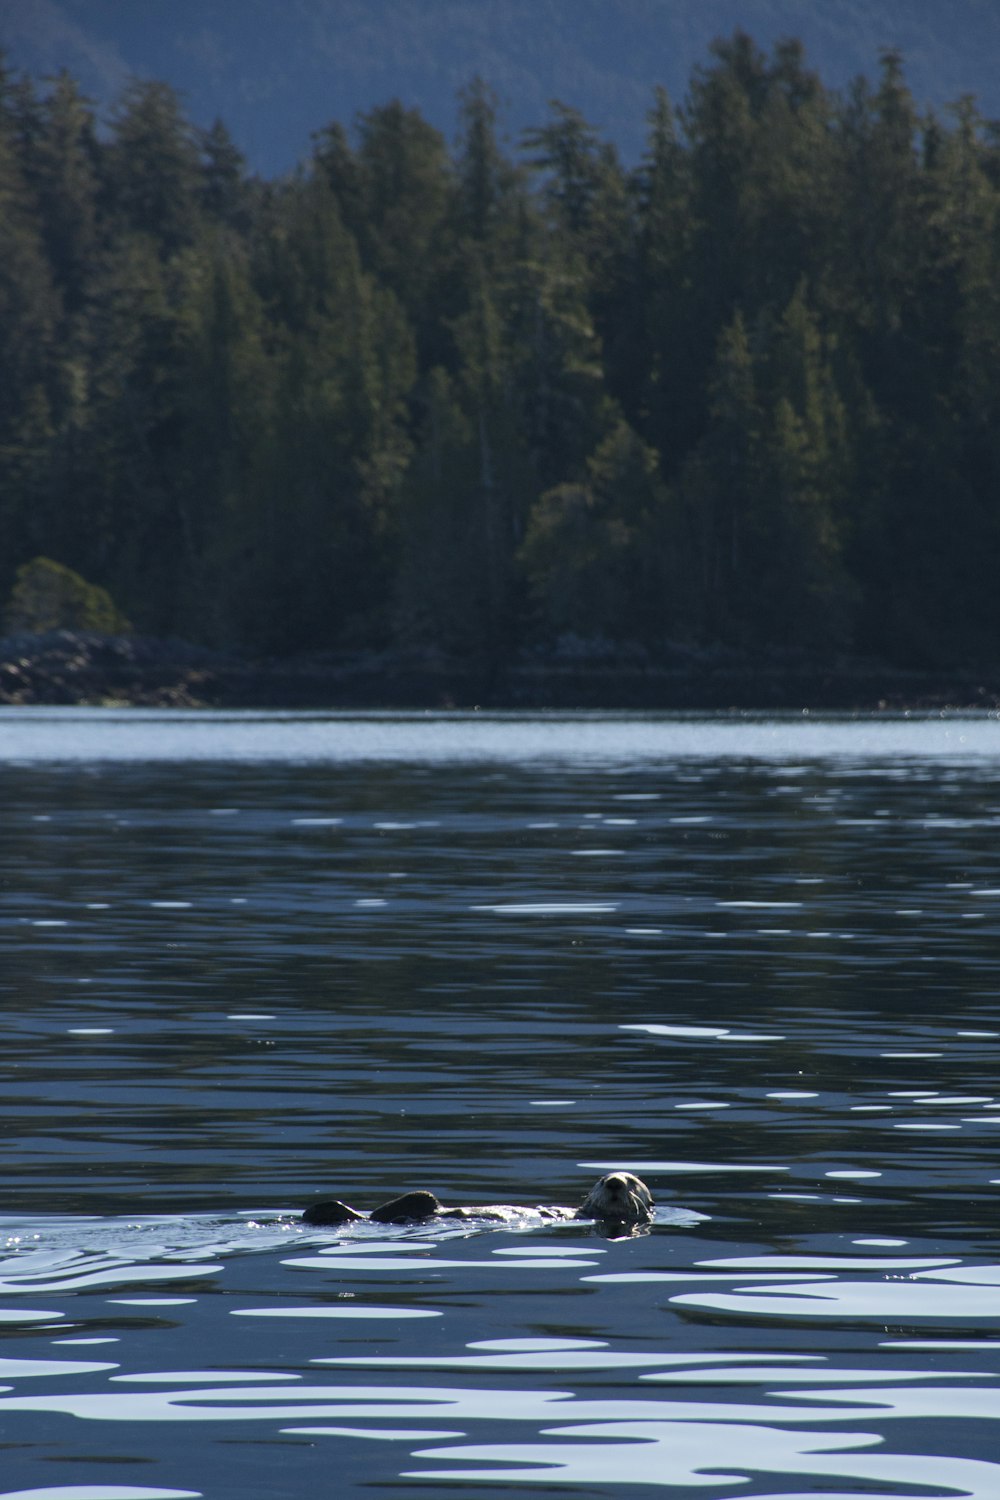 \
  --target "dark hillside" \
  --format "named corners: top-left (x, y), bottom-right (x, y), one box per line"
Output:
top-left (1, 0), bottom-right (998, 175)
